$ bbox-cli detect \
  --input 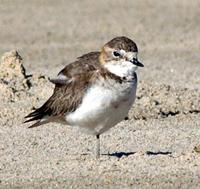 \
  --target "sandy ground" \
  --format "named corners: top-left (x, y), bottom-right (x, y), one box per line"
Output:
top-left (0, 0), bottom-right (200, 188)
